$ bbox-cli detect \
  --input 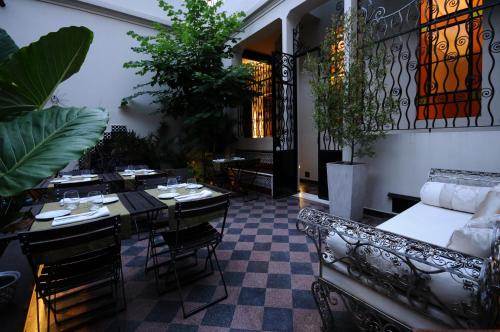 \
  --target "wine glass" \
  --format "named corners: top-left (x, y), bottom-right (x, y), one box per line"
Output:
top-left (187, 178), bottom-right (197, 193)
top-left (167, 177), bottom-right (178, 193)
top-left (63, 190), bottom-right (80, 211)
top-left (88, 191), bottom-right (103, 211)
